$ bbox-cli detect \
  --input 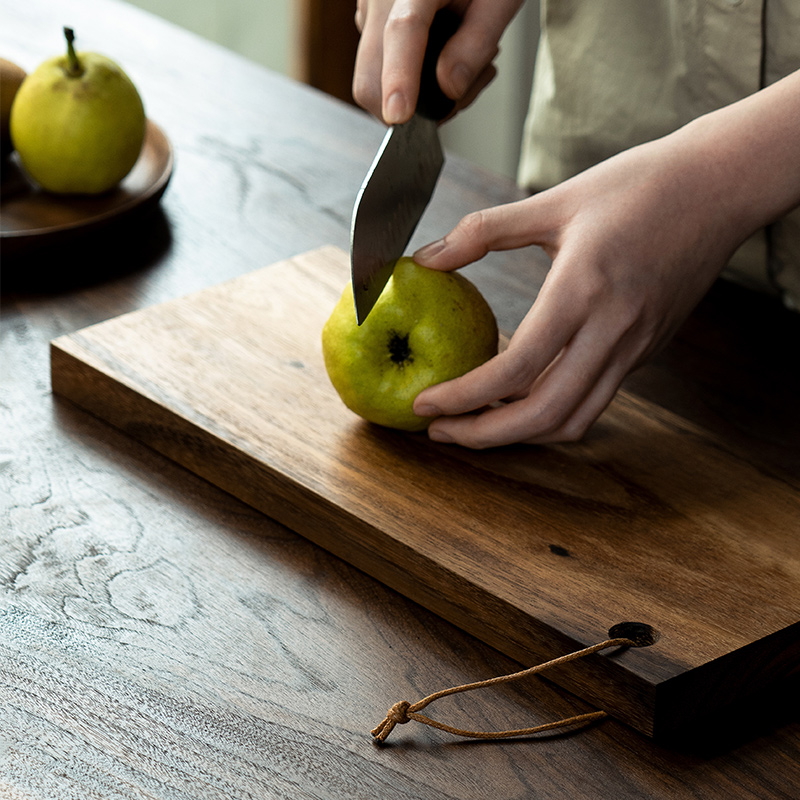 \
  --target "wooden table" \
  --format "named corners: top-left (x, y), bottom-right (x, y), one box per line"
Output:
top-left (2, 1), bottom-right (799, 797)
